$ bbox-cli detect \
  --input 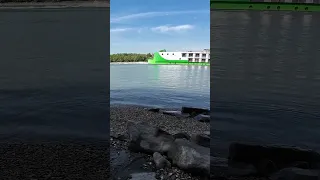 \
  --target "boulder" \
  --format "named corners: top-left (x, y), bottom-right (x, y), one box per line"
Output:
top-left (191, 134), bottom-right (210, 148)
top-left (148, 108), bottom-right (160, 113)
top-left (130, 172), bottom-right (157, 180)
top-left (228, 161), bottom-right (258, 176)
top-left (181, 107), bottom-right (209, 117)
top-left (173, 132), bottom-right (191, 140)
top-left (211, 156), bottom-right (258, 177)
top-left (167, 138), bottom-right (210, 176)
top-left (153, 152), bottom-right (171, 169)
top-left (228, 143), bottom-right (320, 176)
top-left (194, 114), bottom-right (210, 122)
top-left (127, 121), bottom-right (175, 154)
top-left (270, 167), bottom-right (320, 180)
top-left (211, 156), bottom-right (229, 174)
top-left (162, 110), bottom-right (190, 118)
